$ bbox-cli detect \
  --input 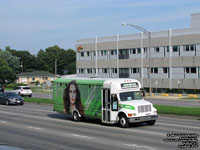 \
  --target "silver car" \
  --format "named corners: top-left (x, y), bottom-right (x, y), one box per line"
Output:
top-left (12, 86), bottom-right (32, 97)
